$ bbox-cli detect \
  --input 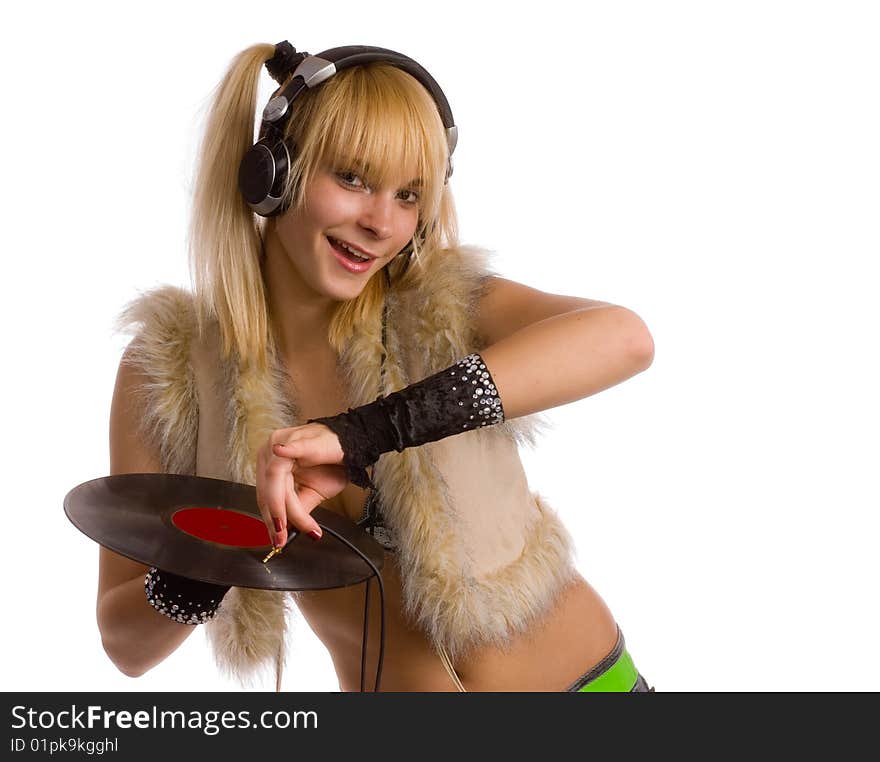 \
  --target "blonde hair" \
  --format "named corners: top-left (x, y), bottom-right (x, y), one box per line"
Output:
top-left (189, 44), bottom-right (460, 371)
